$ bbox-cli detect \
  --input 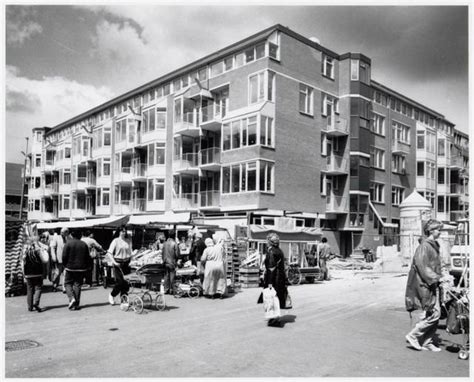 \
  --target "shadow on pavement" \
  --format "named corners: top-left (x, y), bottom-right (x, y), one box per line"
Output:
top-left (268, 314), bottom-right (297, 328)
